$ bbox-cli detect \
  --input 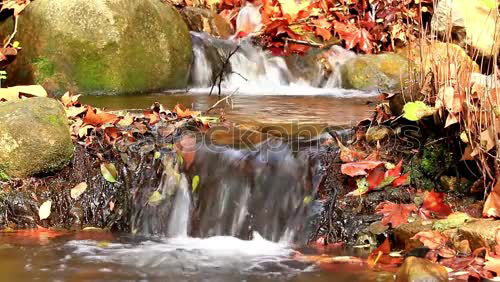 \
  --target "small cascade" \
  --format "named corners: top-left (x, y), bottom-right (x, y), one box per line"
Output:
top-left (131, 139), bottom-right (323, 244)
top-left (188, 32), bottom-right (366, 96)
